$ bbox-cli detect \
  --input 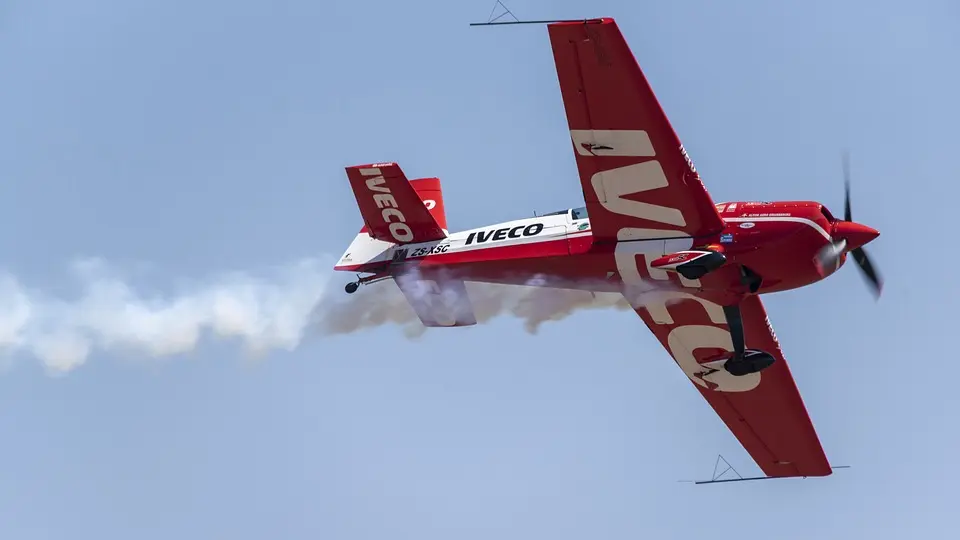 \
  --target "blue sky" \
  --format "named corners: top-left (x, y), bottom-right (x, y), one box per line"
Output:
top-left (1, 0), bottom-right (958, 538)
